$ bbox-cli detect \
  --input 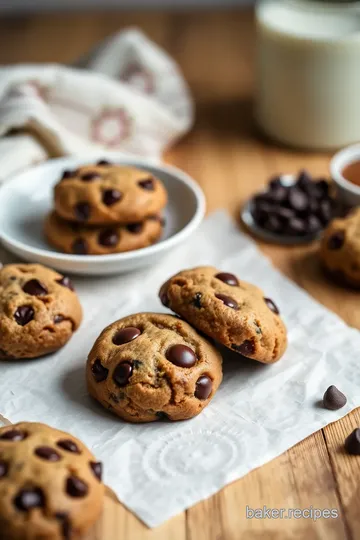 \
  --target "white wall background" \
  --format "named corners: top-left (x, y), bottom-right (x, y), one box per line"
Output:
top-left (0, 0), bottom-right (249, 11)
